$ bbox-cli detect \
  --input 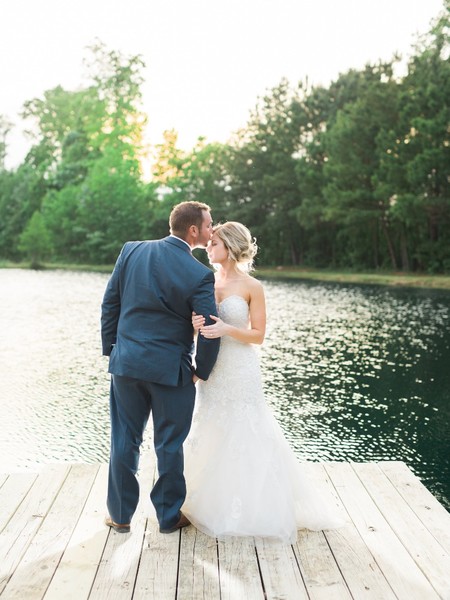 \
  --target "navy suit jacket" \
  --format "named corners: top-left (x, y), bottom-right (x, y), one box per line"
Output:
top-left (101, 236), bottom-right (220, 385)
